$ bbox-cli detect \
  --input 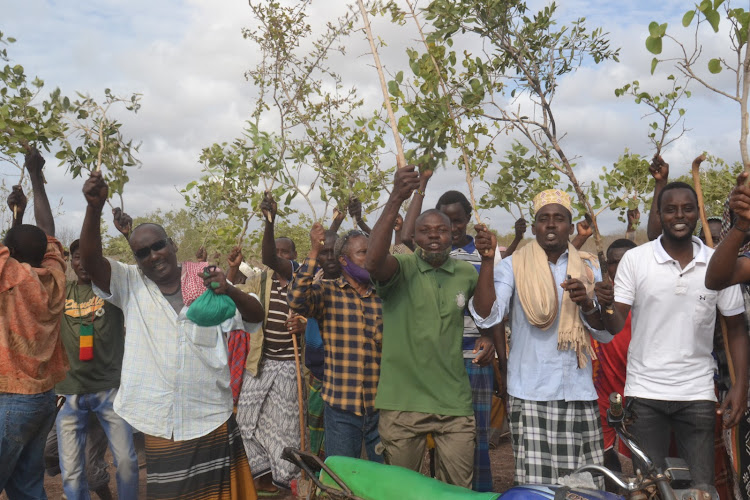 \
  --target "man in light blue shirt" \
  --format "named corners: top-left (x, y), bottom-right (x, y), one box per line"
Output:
top-left (470, 189), bottom-right (612, 487)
